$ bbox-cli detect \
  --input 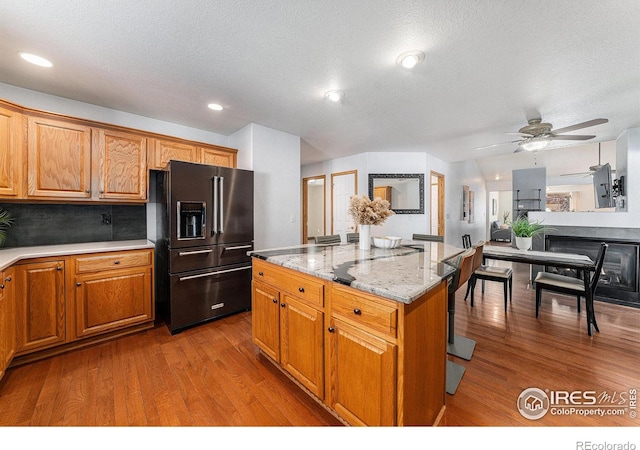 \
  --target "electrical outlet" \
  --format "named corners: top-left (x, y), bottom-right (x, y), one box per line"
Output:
top-left (101, 214), bottom-right (112, 225)
top-left (290, 214), bottom-right (296, 223)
